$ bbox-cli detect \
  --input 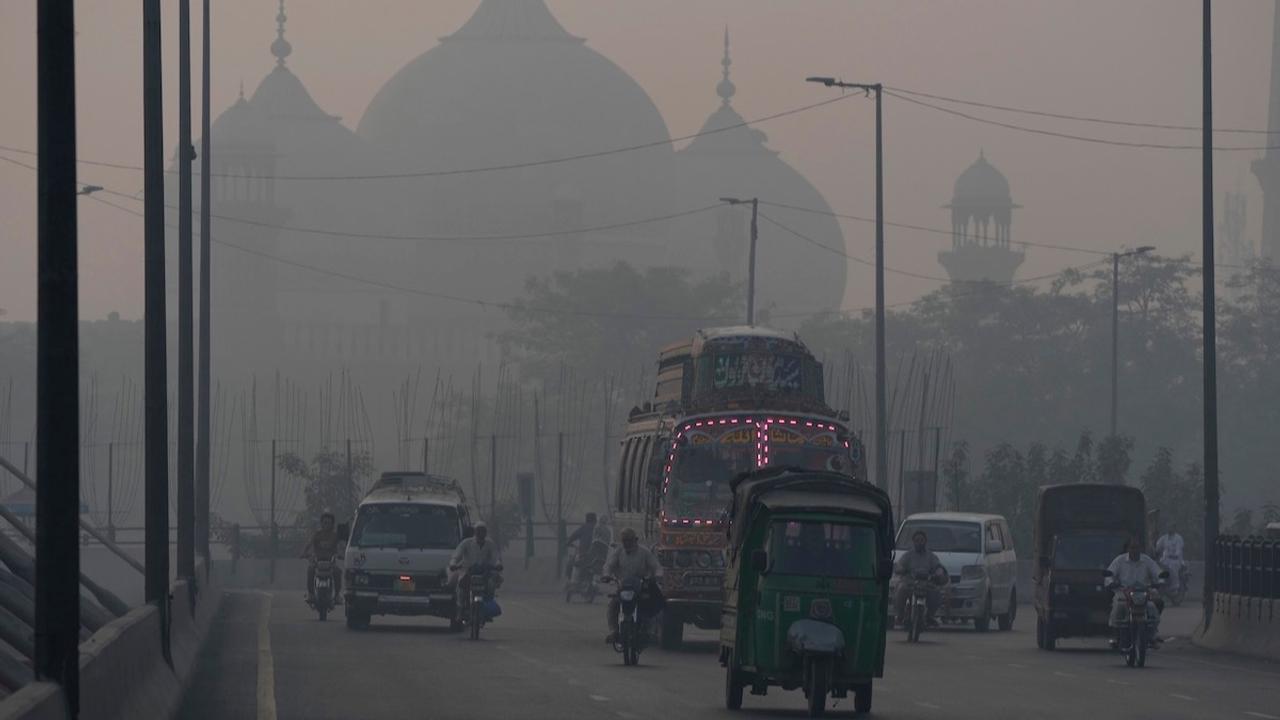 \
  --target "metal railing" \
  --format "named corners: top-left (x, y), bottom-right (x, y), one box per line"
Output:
top-left (1213, 535), bottom-right (1280, 599)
